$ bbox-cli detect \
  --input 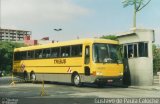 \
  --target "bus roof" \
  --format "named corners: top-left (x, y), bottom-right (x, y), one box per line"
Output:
top-left (14, 38), bottom-right (118, 52)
